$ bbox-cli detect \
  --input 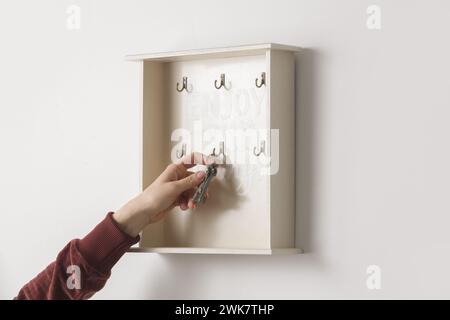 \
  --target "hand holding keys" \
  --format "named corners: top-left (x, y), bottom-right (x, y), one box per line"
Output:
top-left (192, 163), bottom-right (218, 205)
